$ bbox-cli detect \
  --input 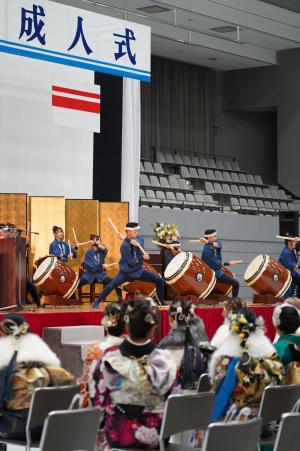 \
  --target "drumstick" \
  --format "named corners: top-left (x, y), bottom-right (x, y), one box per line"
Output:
top-left (189, 239), bottom-right (208, 243)
top-left (230, 260), bottom-right (244, 265)
top-left (72, 228), bottom-right (78, 244)
top-left (276, 235), bottom-right (299, 241)
top-left (108, 217), bottom-right (120, 234)
top-left (152, 240), bottom-right (174, 249)
top-left (68, 240), bottom-right (73, 260)
top-left (77, 241), bottom-right (93, 247)
top-left (136, 242), bottom-right (147, 256)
